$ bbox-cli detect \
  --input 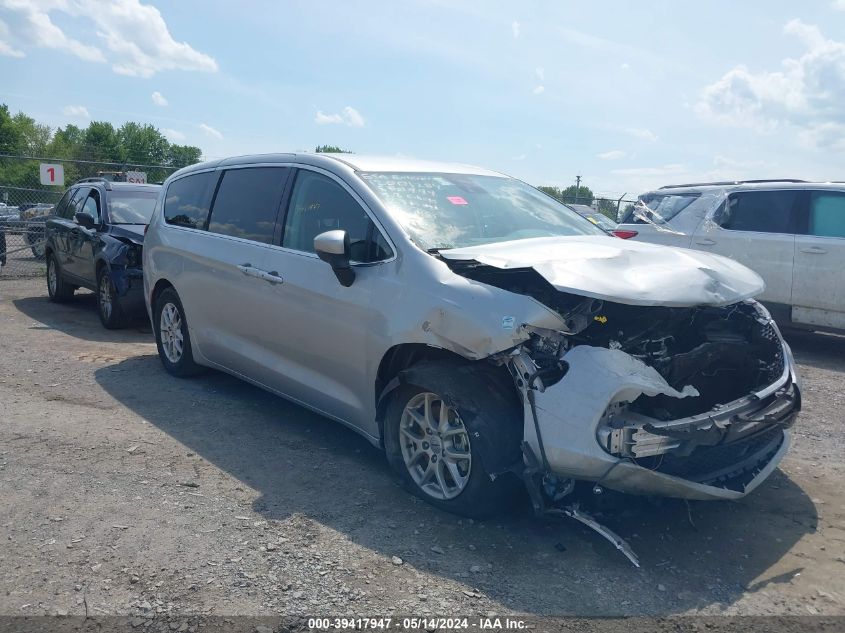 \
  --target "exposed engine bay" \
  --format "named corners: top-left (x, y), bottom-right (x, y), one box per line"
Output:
top-left (445, 260), bottom-right (798, 488)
